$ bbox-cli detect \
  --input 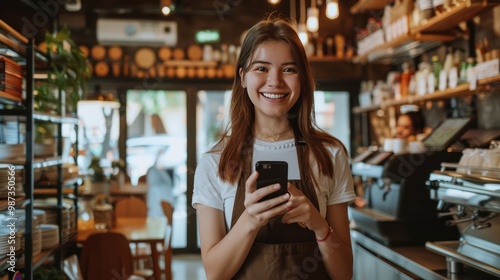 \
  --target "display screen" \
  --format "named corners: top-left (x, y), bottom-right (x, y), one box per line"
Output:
top-left (423, 117), bottom-right (472, 151)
